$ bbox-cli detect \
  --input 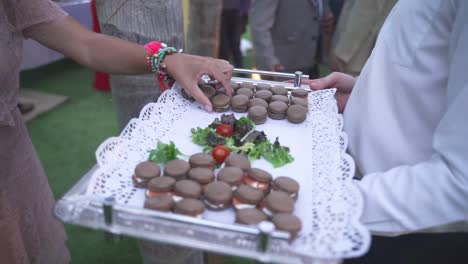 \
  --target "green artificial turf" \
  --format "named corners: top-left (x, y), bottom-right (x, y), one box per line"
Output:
top-left (21, 59), bottom-right (252, 264)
